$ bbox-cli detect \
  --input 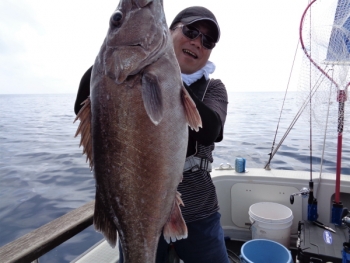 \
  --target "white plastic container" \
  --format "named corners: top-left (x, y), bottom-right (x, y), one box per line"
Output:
top-left (248, 202), bottom-right (293, 248)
